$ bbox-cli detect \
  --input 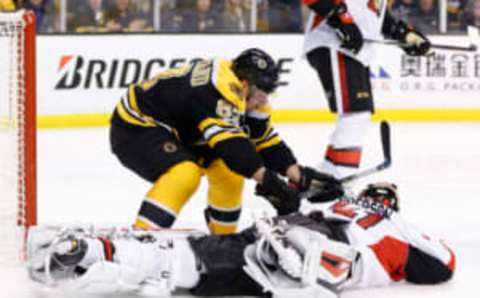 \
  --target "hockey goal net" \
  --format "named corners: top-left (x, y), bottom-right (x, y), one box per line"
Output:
top-left (0, 10), bottom-right (36, 265)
